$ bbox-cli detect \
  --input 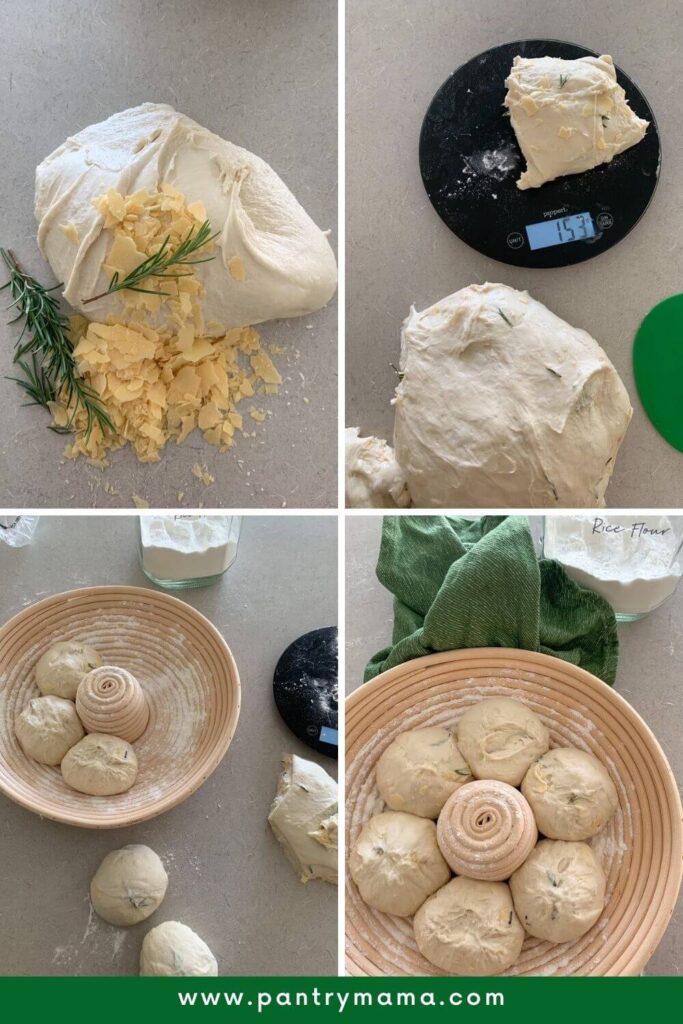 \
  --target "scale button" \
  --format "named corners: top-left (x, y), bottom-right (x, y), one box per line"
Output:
top-left (506, 231), bottom-right (524, 249)
top-left (596, 212), bottom-right (614, 230)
